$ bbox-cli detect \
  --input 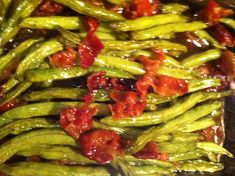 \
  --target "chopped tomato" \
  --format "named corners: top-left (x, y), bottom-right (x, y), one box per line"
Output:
top-left (49, 47), bottom-right (76, 69)
top-left (0, 98), bottom-right (19, 114)
top-left (108, 90), bottom-right (145, 119)
top-left (79, 129), bottom-right (124, 164)
top-left (87, 71), bottom-right (108, 91)
top-left (34, 0), bottom-right (63, 16)
top-left (85, 17), bottom-right (99, 32)
top-left (217, 51), bottom-right (235, 81)
top-left (199, 0), bottom-right (233, 26)
top-left (212, 24), bottom-right (235, 47)
top-left (201, 127), bottom-right (215, 142)
top-left (83, 93), bottom-right (93, 104)
top-left (60, 105), bottom-right (98, 140)
top-left (134, 141), bottom-right (168, 161)
top-left (123, 0), bottom-right (160, 19)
